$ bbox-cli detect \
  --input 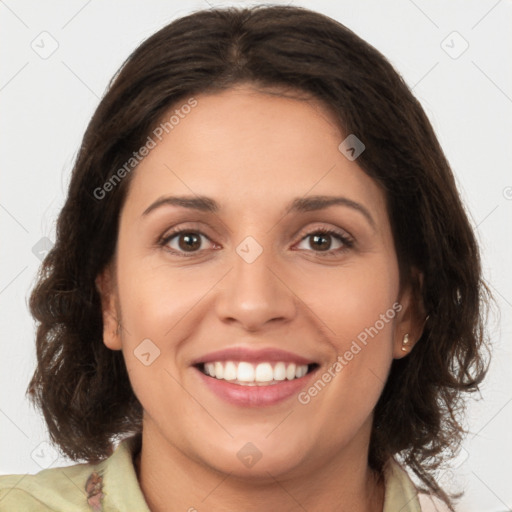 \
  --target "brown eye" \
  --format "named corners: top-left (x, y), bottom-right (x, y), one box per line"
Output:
top-left (309, 233), bottom-right (333, 251)
top-left (295, 229), bottom-right (353, 255)
top-left (161, 230), bottom-right (212, 254)
top-left (176, 232), bottom-right (202, 252)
